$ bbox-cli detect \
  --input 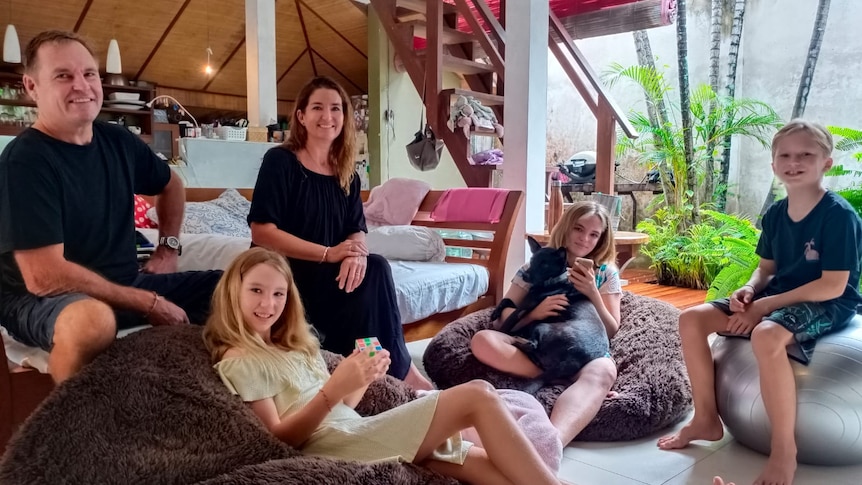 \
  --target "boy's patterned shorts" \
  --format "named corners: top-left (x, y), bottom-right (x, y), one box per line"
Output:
top-left (710, 297), bottom-right (850, 364)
